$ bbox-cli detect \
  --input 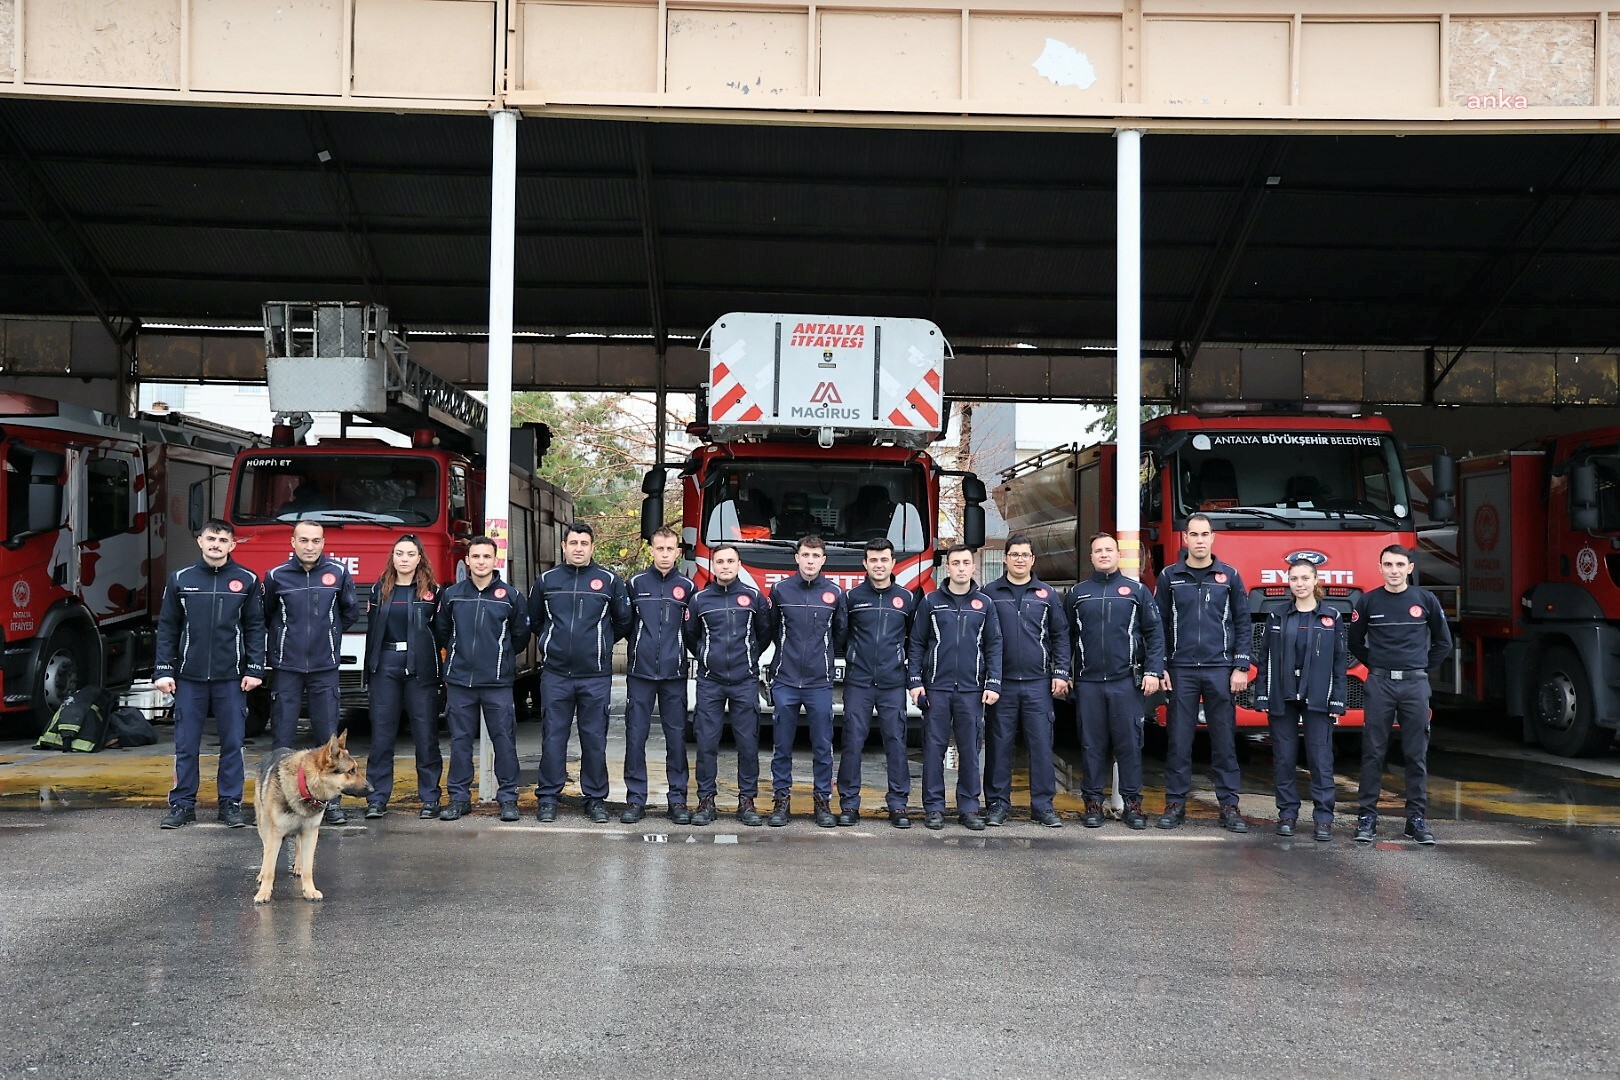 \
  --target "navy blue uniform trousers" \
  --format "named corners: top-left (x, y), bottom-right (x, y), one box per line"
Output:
top-left (445, 685), bottom-right (519, 803)
top-left (771, 684), bottom-right (833, 798)
top-left (921, 690), bottom-right (983, 815)
top-left (1358, 672), bottom-right (1431, 817)
top-left (169, 678), bottom-right (246, 808)
top-left (537, 675), bottom-right (612, 803)
top-left (1075, 678), bottom-right (1145, 801)
top-left (625, 675), bottom-right (690, 808)
top-left (983, 678), bottom-right (1057, 814)
top-left (270, 667), bottom-right (340, 749)
top-left (366, 651), bottom-right (443, 806)
top-left (694, 677), bottom-right (760, 801)
top-left (1269, 702), bottom-right (1335, 825)
top-left (1165, 665), bottom-right (1242, 806)
top-left (838, 684), bottom-right (910, 811)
